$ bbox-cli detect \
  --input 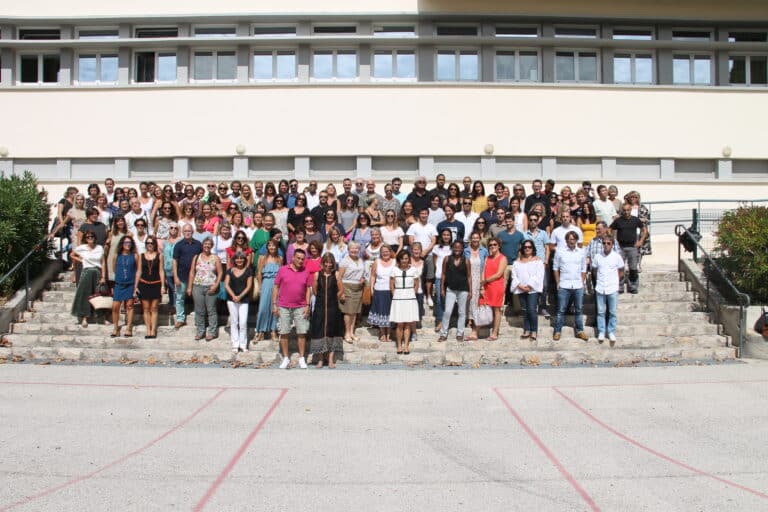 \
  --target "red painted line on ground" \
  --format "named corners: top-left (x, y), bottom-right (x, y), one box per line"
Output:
top-left (193, 388), bottom-right (288, 512)
top-left (0, 381), bottom-right (284, 391)
top-left (496, 379), bottom-right (768, 391)
top-left (0, 388), bottom-right (228, 512)
top-left (492, 388), bottom-right (601, 512)
top-left (553, 387), bottom-right (768, 501)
